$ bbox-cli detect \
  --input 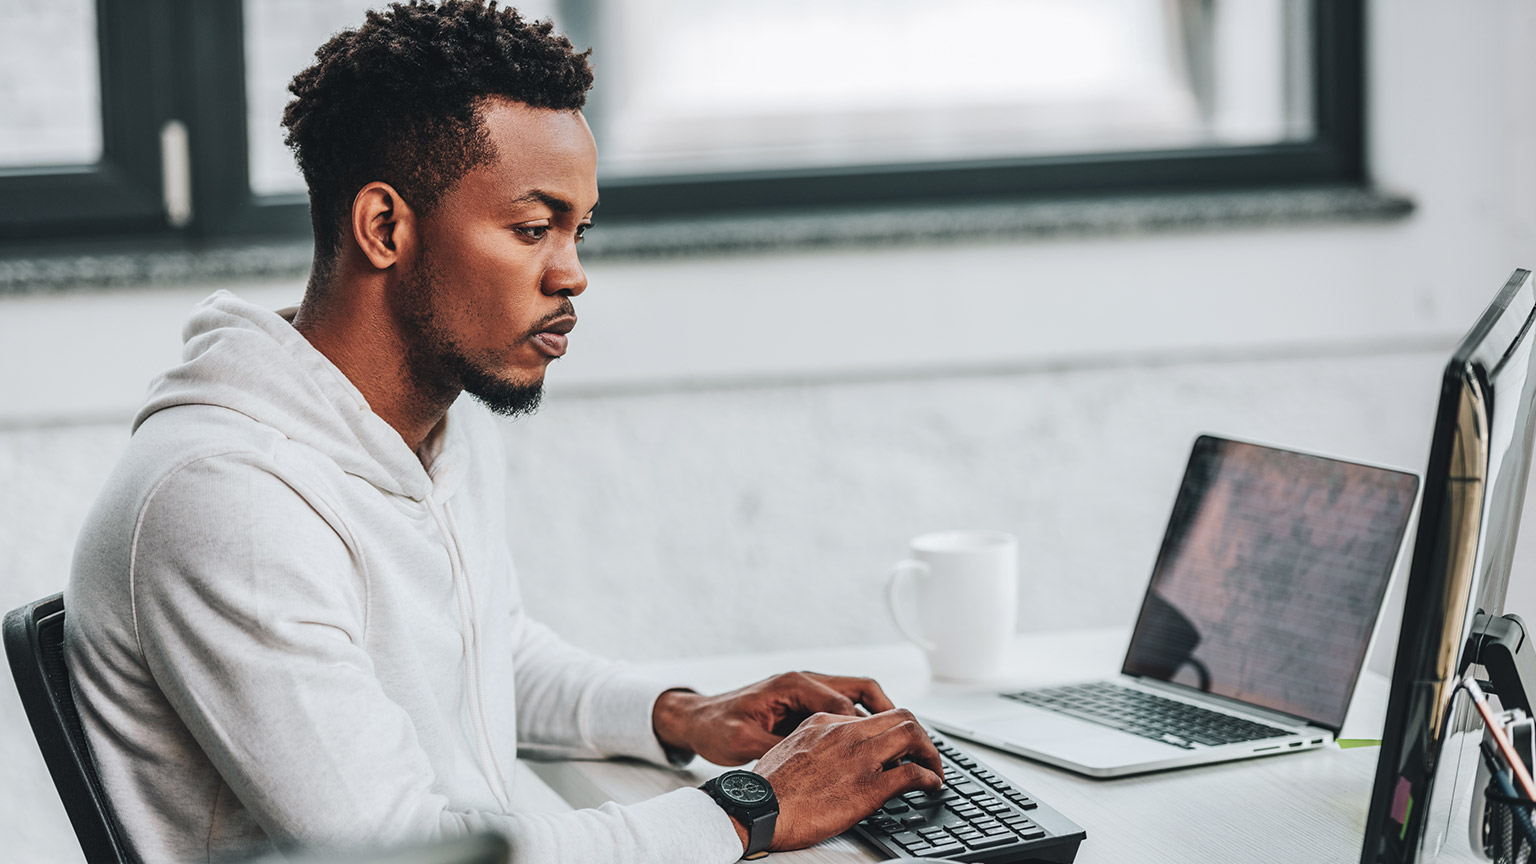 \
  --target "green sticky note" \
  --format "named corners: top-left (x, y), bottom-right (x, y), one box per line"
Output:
top-left (1338, 739), bottom-right (1382, 749)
